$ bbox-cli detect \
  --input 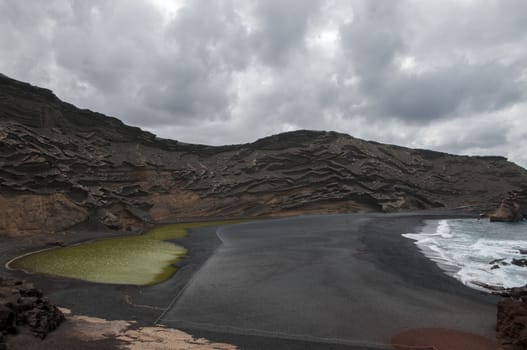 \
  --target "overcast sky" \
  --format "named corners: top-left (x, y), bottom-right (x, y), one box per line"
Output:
top-left (1, 0), bottom-right (526, 167)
